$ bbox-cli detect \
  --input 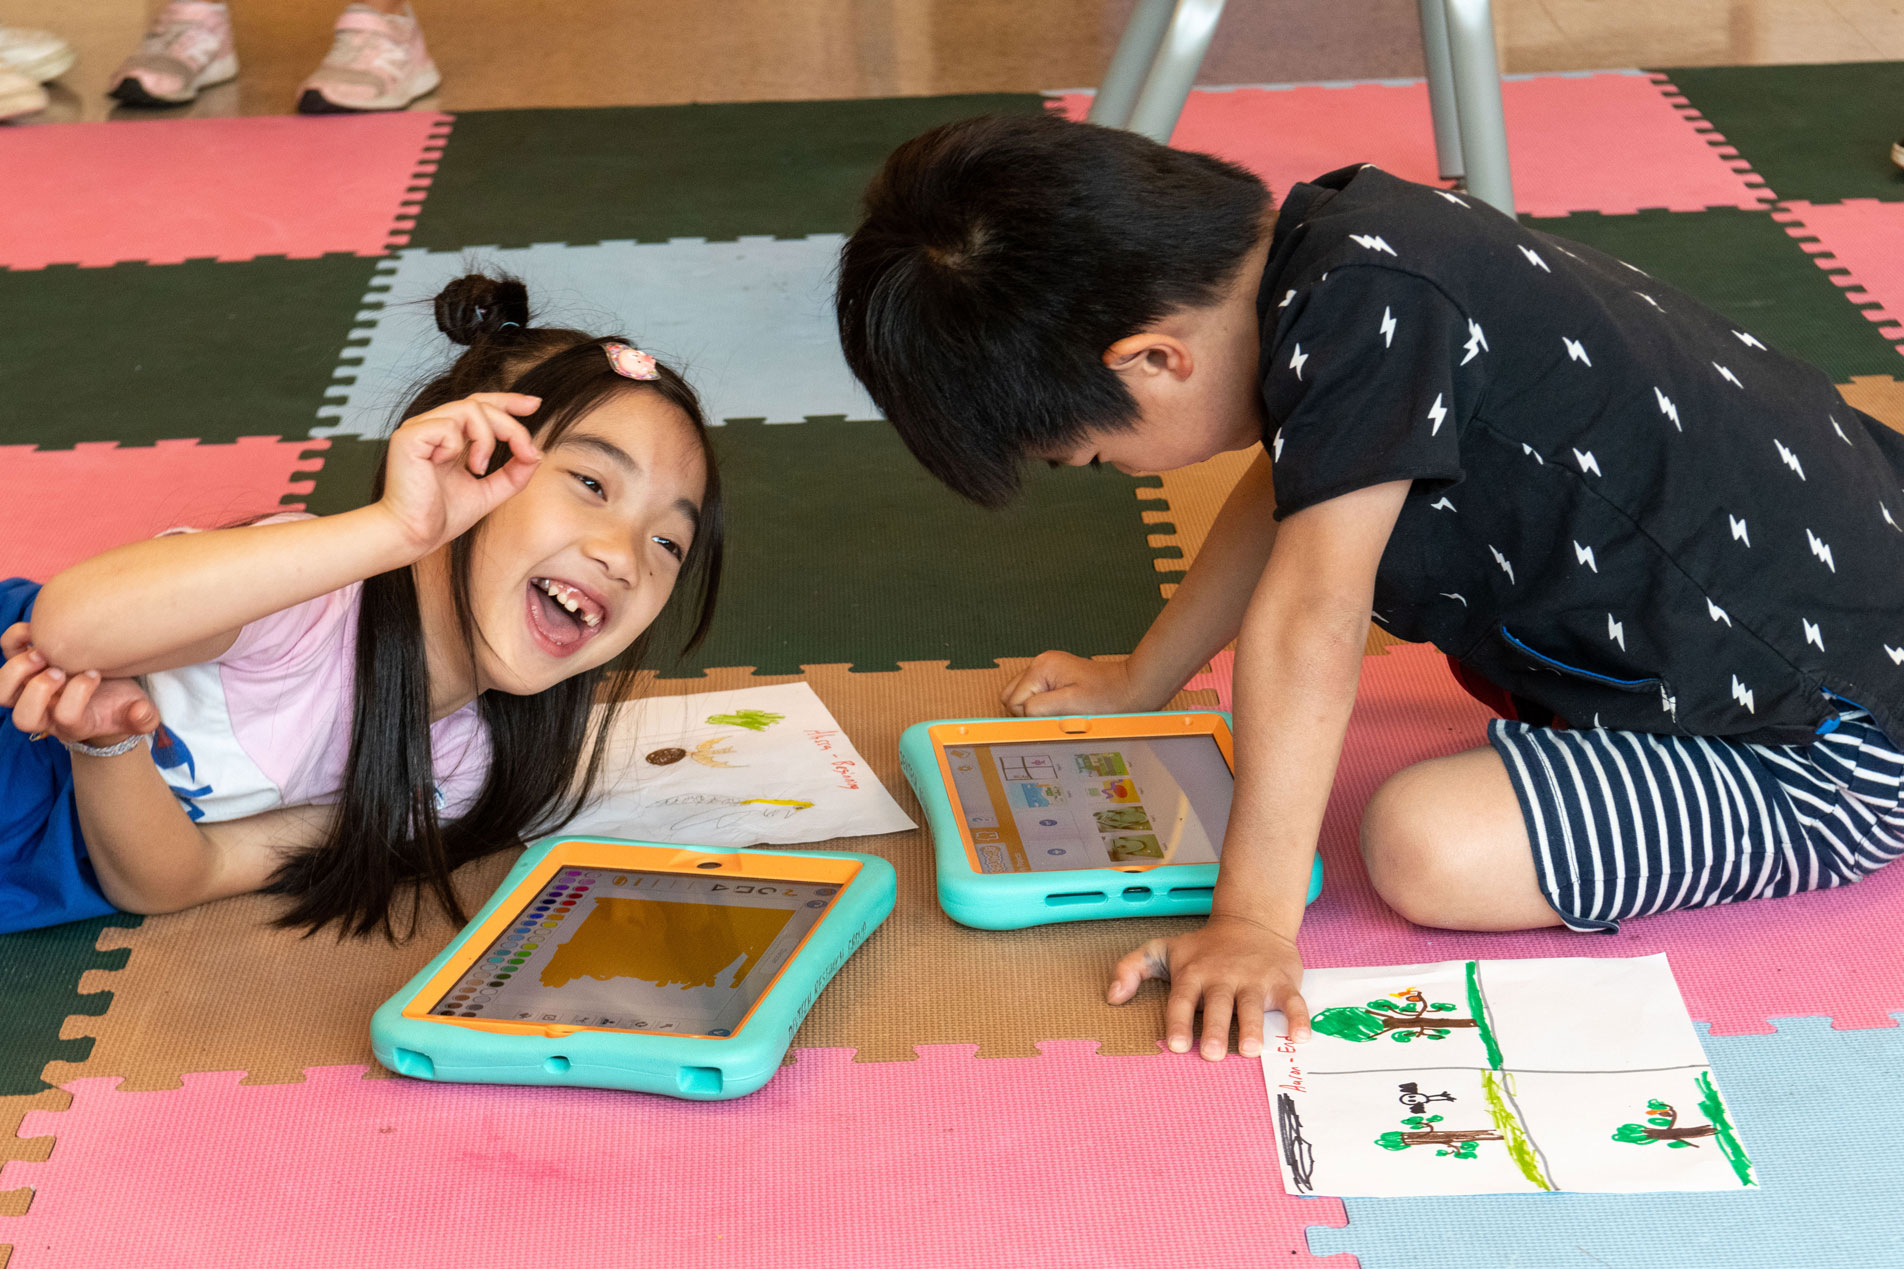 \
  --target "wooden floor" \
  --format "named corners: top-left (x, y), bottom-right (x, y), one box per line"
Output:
top-left (1, 0), bottom-right (1900, 124)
